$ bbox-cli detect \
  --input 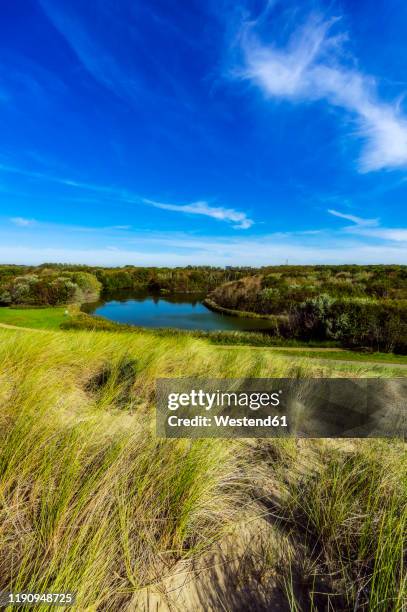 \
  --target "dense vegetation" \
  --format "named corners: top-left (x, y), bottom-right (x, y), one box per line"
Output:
top-left (0, 269), bottom-right (101, 306)
top-left (0, 264), bottom-right (405, 352)
top-left (0, 326), bottom-right (405, 610)
top-left (3, 263), bottom-right (404, 300)
top-left (209, 266), bottom-right (407, 353)
top-left (0, 263), bottom-right (256, 300)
